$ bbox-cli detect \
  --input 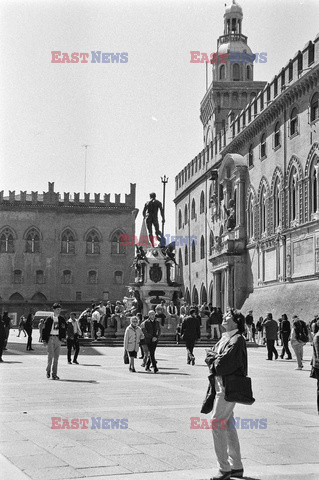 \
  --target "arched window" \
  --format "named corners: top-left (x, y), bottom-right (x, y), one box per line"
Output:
top-left (310, 92), bottom-right (319, 123)
top-left (260, 133), bottom-right (266, 159)
top-left (248, 144), bottom-right (254, 167)
top-left (13, 269), bottom-right (22, 284)
top-left (289, 167), bottom-right (298, 222)
top-left (0, 228), bottom-right (14, 253)
top-left (247, 194), bottom-right (254, 239)
top-left (200, 236), bottom-right (205, 259)
top-left (290, 107), bottom-right (298, 136)
top-left (35, 270), bottom-right (45, 284)
top-left (111, 231), bottom-right (125, 254)
top-left (260, 187), bottom-right (267, 234)
top-left (246, 65), bottom-right (250, 80)
top-left (88, 270), bottom-right (97, 284)
top-left (308, 41), bottom-right (315, 66)
top-left (61, 229), bottom-right (75, 254)
top-left (184, 204), bottom-right (188, 225)
top-left (233, 63), bottom-right (240, 81)
top-left (201, 285), bottom-right (207, 304)
top-left (191, 240), bottom-right (196, 263)
top-left (86, 230), bottom-right (100, 254)
top-left (209, 183), bottom-right (213, 206)
top-left (274, 122), bottom-right (280, 148)
top-left (200, 191), bottom-right (205, 214)
top-left (192, 286), bottom-right (199, 305)
top-left (114, 270), bottom-right (123, 285)
top-left (310, 159), bottom-right (318, 215)
top-left (26, 228), bottom-right (40, 253)
top-left (209, 231), bottom-right (214, 255)
top-left (191, 199), bottom-right (196, 220)
top-left (219, 64), bottom-right (225, 80)
top-left (185, 245), bottom-right (188, 266)
top-left (62, 270), bottom-right (72, 284)
top-left (178, 210), bottom-right (182, 229)
top-left (274, 179), bottom-right (281, 229)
